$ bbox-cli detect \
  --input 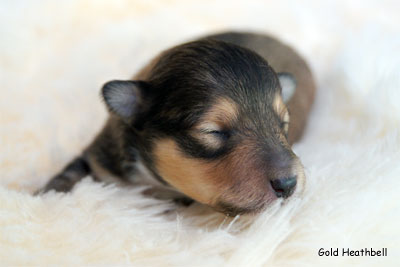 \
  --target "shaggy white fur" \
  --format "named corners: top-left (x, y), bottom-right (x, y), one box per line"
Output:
top-left (1, 1), bottom-right (399, 266)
